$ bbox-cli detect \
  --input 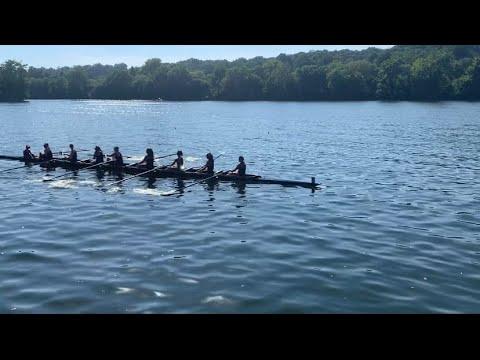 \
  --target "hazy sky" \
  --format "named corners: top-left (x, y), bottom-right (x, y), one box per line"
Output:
top-left (0, 45), bottom-right (394, 68)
